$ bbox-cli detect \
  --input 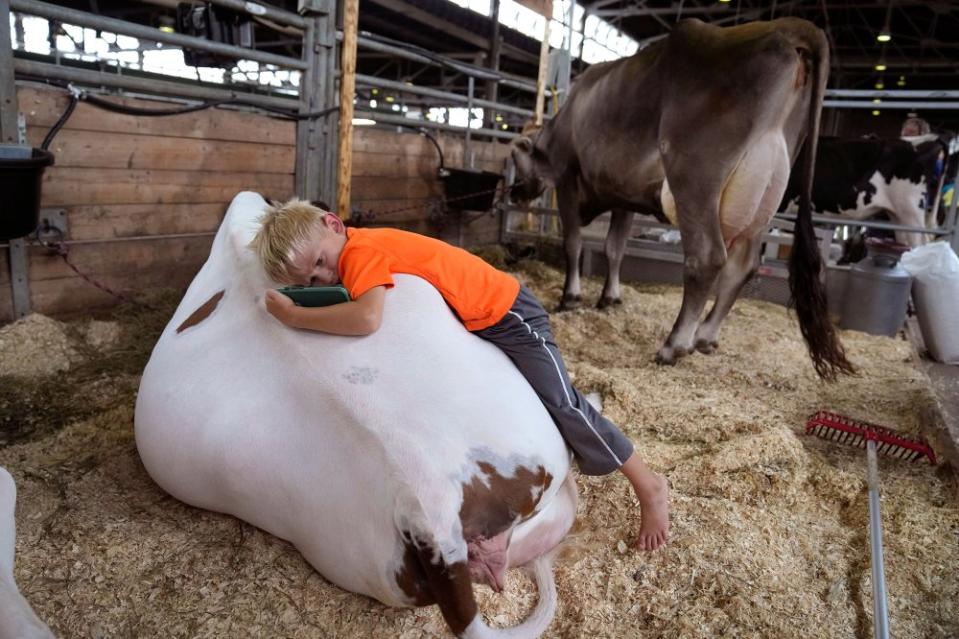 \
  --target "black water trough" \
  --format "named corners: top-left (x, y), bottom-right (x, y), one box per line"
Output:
top-left (0, 145), bottom-right (55, 241)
